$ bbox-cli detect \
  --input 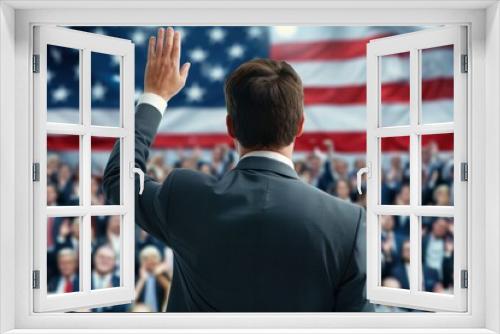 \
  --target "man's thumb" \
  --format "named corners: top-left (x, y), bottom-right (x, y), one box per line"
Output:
top-left (180, 62), bottom-right (191, 81)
